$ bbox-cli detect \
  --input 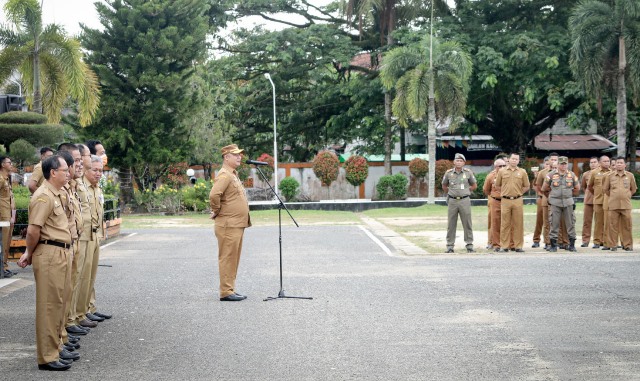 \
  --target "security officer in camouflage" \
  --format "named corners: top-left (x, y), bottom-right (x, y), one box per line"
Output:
top-left (442, 153), bottom-right (477, 253)
top-left (541, 156), bottom-right (580, 252)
